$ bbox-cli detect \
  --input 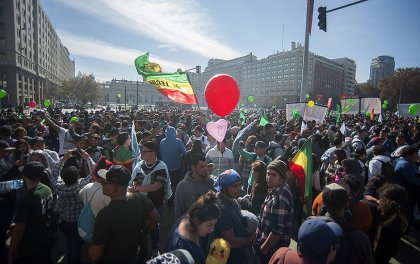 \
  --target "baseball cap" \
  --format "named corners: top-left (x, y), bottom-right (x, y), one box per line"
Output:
top-left (97, 165), bottom-right (131, 187)
top-left (23, 161), bottom-right (45, 180)
top-left (214, 169), bottom-right (241, 192)
top-left (0, 140), bottom-right (15, 151)
top-left (298, 218), bottom-right (343, 256)
top-left (351, 147), bottom-right (366, 157)
top-left (370, 137), bottom-right (382, 144)
top-left (322, 182), bottom-right (350, 211)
